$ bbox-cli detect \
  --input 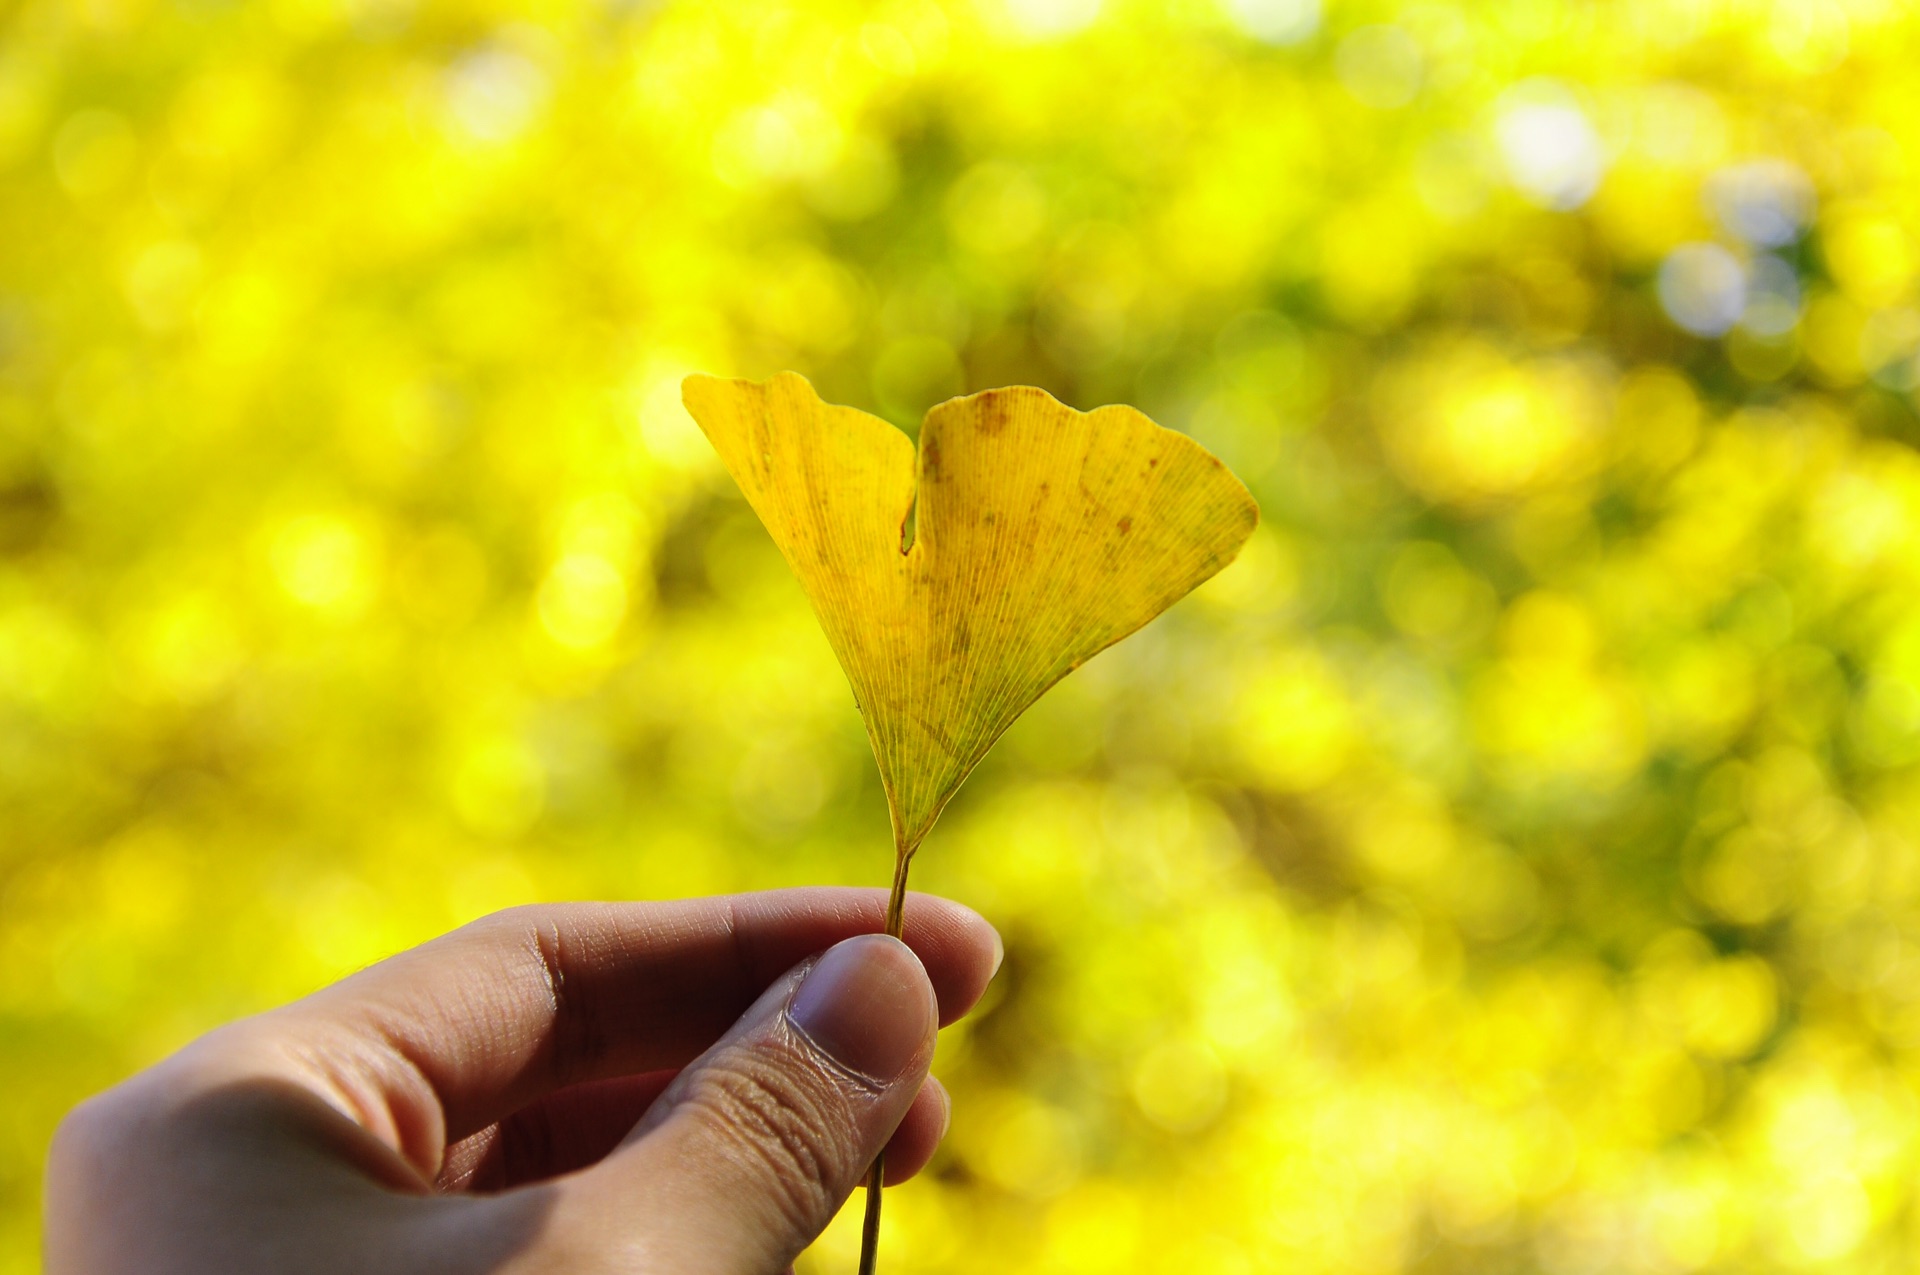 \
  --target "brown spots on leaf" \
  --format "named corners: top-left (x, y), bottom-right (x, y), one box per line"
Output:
top-left (923, 437), bottom-right (942, 479)
top-left (1148, 457), bottom-right (1159, 468)
top-left (975, 392), bottom-right (1011, 436)
top-left (1117, 516), bottom-right (1133, 534)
